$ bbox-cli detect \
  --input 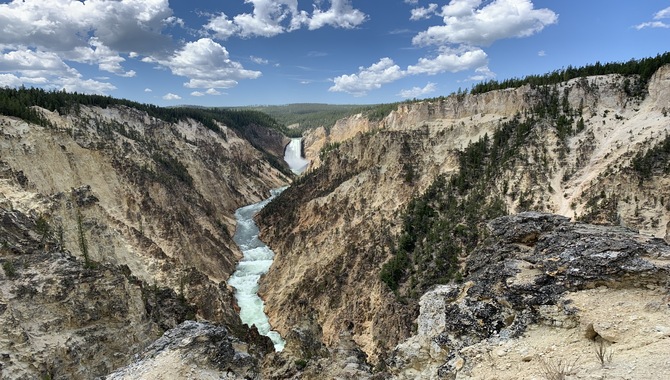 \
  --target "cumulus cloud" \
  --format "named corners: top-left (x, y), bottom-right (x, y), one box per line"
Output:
top-left (0, 0), bottom-right (178, 92)
top-left (0, 73), bottom-right (24, 88)
top-left (149, 38), bottom-right (261, 90)
top-left (163, 93), bottom-right (181, 100)
top-left (68, 38), bottom-right (136, 77)
top-left (0, 48), bottom-right (116, 94)
top-left (406, 47), bottom-right (488, 75)
top-left (329, 58), bottom-right (405, 96)
top-left (398, 82), bottom-right (437, 99)
top-left (205, 0), bottom-right (366, 39)
top-left (144, 88), bottom-right (153, 92)
top-left (413, 0), bottom-right (558, 47)
top-left (331, 48), bottom-right (489, 96)
top-left (410, 4), bottom-right (439, 21)
top-left (635, 6), bottom-right (670, 29)
top-left (0, 0), bottom-right (173, 55)
top-left (308, 0), bottom-right (368, 30)
top-left (334, 0), bottom-right (557, 96)
top-left (538, 50), bottom-right (546, 57)
top-left (467, 66), bottom-right (496, 81)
